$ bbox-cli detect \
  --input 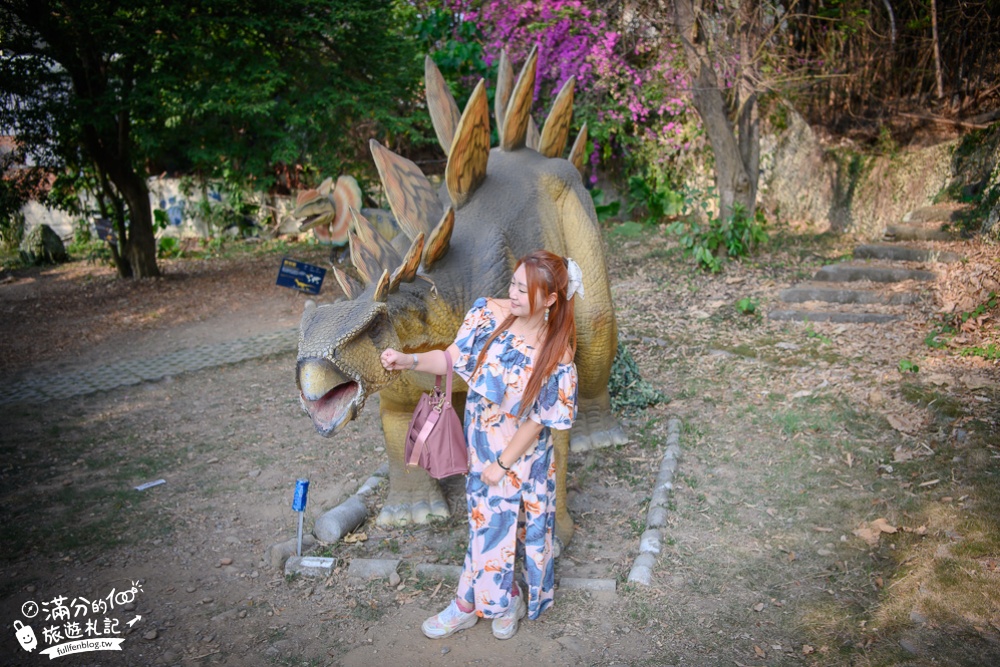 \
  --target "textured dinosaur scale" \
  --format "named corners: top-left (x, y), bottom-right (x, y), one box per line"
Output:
top-left (296, 51), bottom-right (627, 544)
